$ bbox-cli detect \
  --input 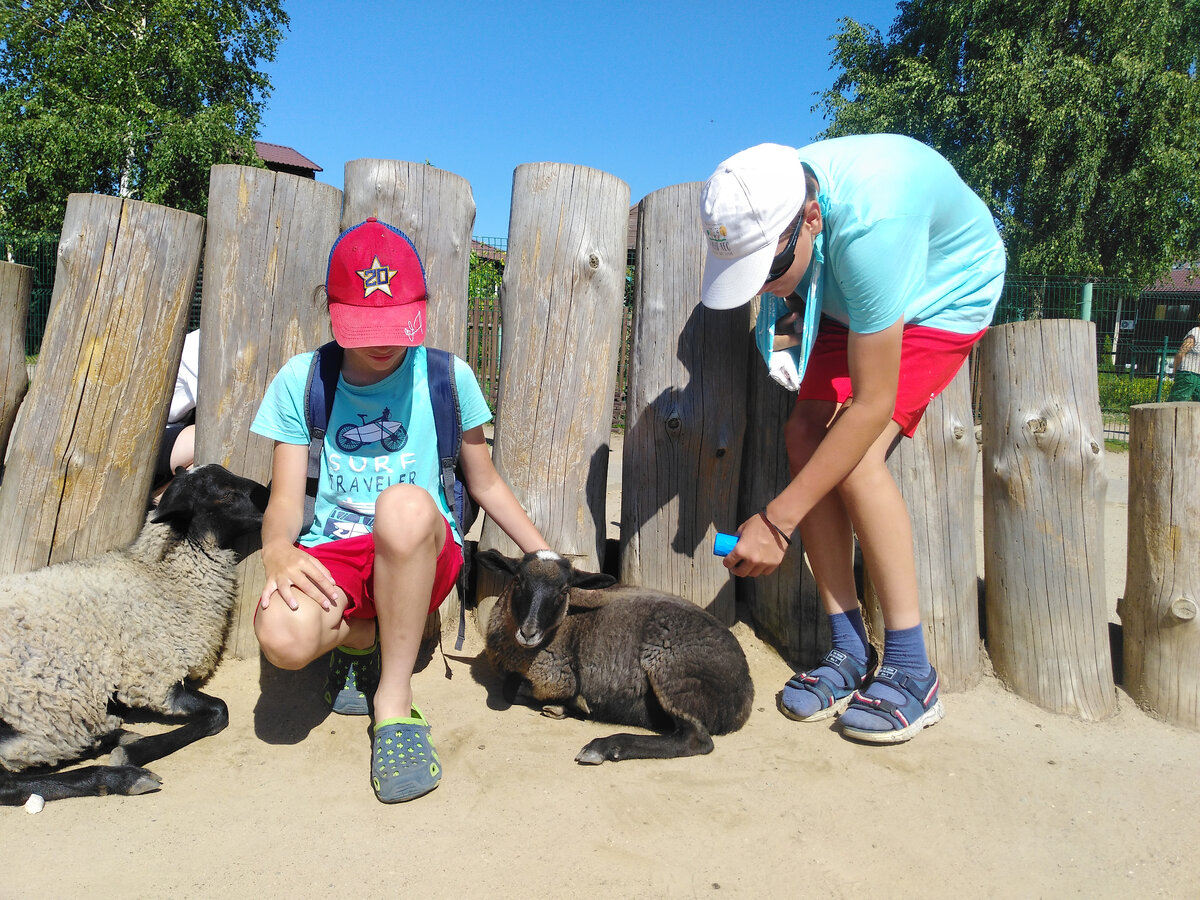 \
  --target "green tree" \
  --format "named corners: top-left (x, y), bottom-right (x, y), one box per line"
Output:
top-left (818, 0), bottom-right (1200, 288)
top-left (0, 0), bottom-right (288, 239)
